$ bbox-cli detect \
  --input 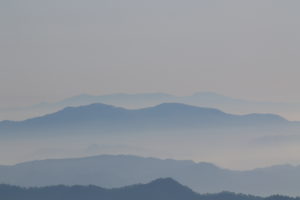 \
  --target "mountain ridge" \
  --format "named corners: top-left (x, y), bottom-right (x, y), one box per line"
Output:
top-left (1, 92), bottom-right (300, 121)
top-left (0, 103), bottom-right (291, 138)
top-left (1, 154), bottom-right (300, 196)
top-left (0, 102), bottom-right (289, 124)
top-left (0, 177), bottom-right (299, 200)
